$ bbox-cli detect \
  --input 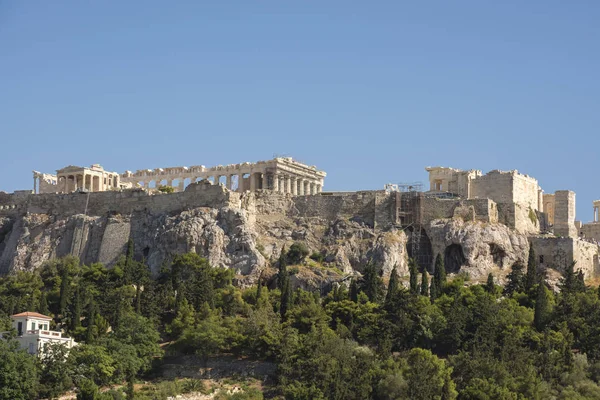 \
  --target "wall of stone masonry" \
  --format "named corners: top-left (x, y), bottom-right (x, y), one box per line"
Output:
top-left (419, 197), bottom-right (497, 225)
top-left (0, 183), bottom-right (238, 219)
top-left (554, 191), bottom-right (577, 238)
top-left (470, 171), bottom-right (540, 210)
top-left (581, 223), bottom-right (600, 243)
top-left (530, 236), bottom-right (599, 279)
